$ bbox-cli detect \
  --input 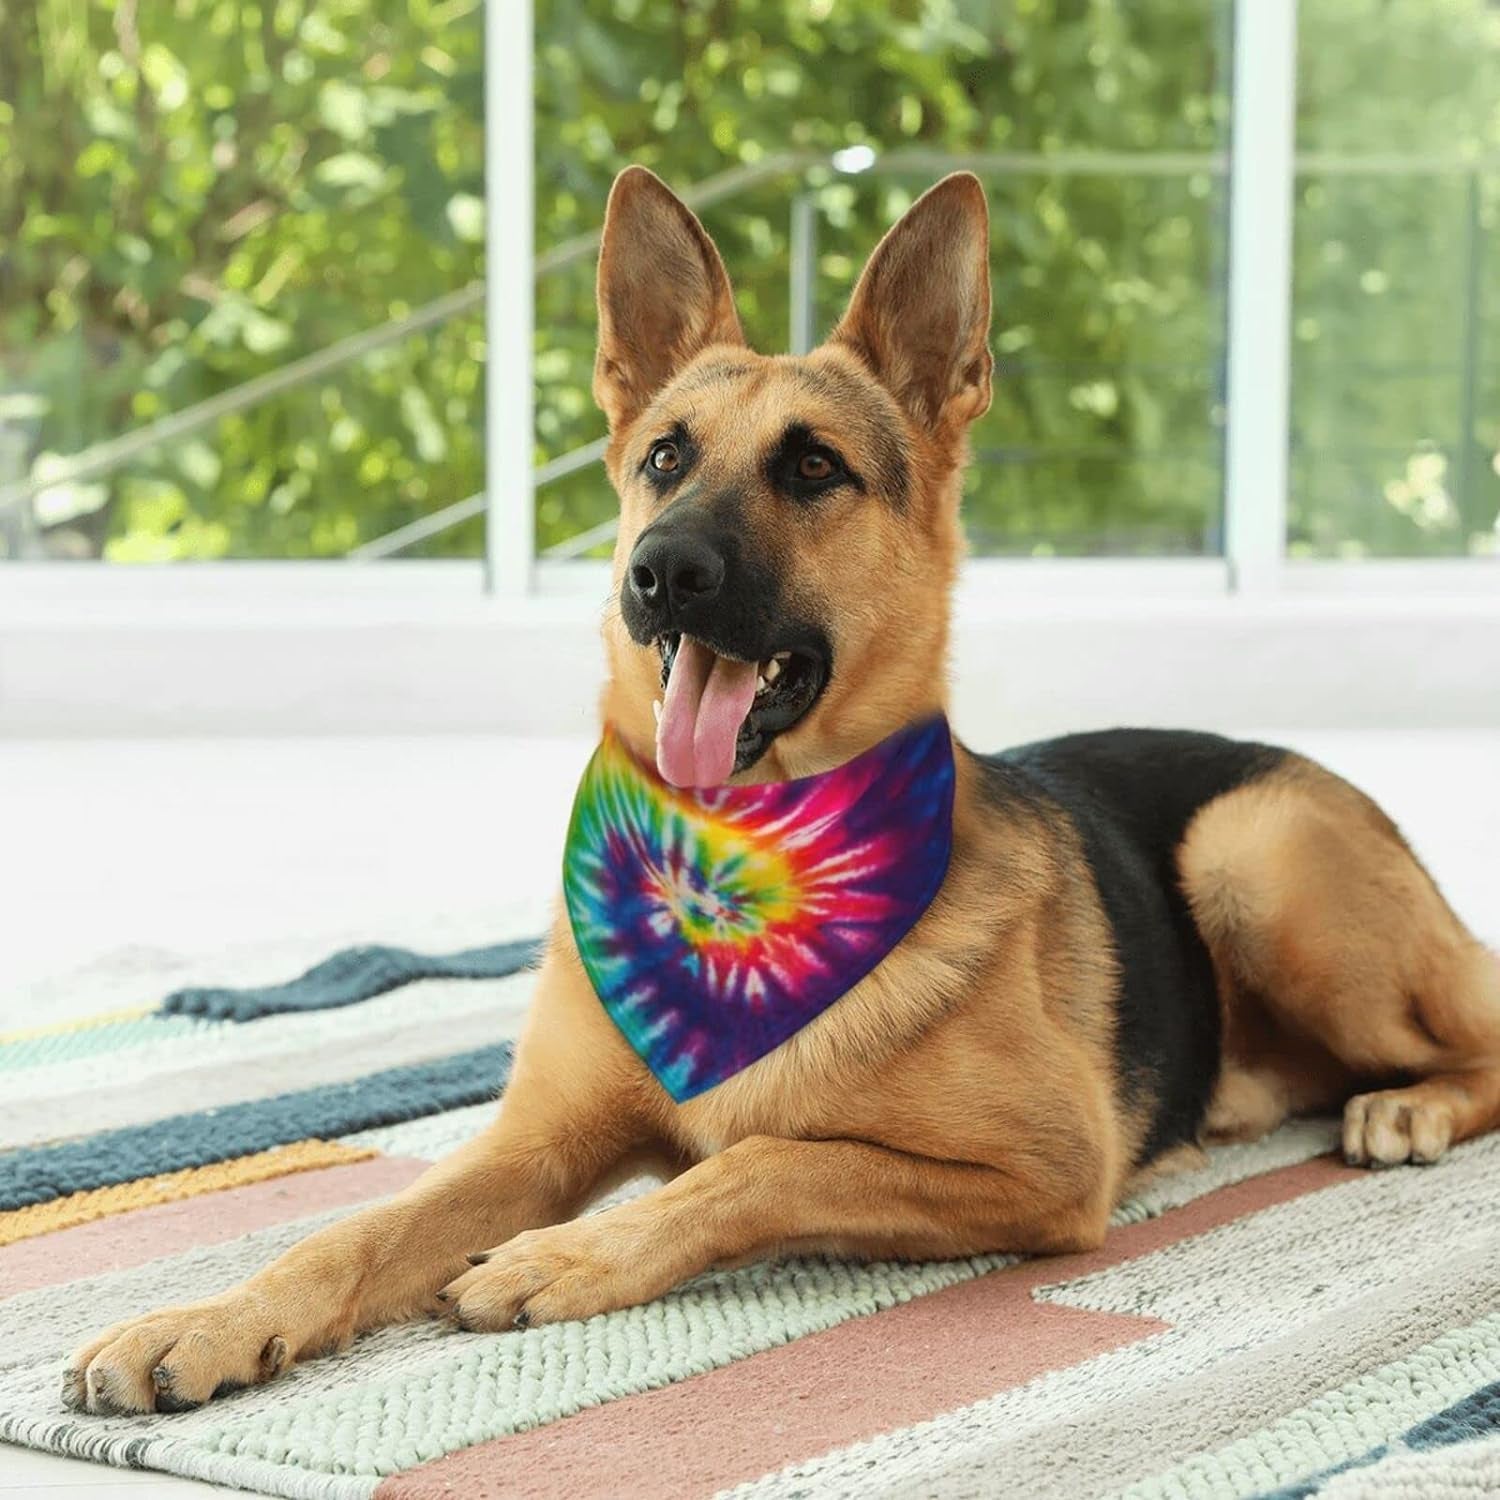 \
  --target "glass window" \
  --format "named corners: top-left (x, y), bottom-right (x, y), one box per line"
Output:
top-left (534, 0), bottom-right (1233, 560)
top-left (38, 4), bottom-right (1490, 569)
top-left (0, 0), bottom-right (485, 561)
top-left (1290, 0), bottom-right (1499, 558)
